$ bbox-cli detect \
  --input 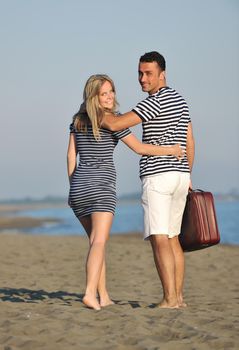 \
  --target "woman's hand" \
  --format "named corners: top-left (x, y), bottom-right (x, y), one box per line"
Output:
top-left (172, 144), bottom-right (185, 160)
